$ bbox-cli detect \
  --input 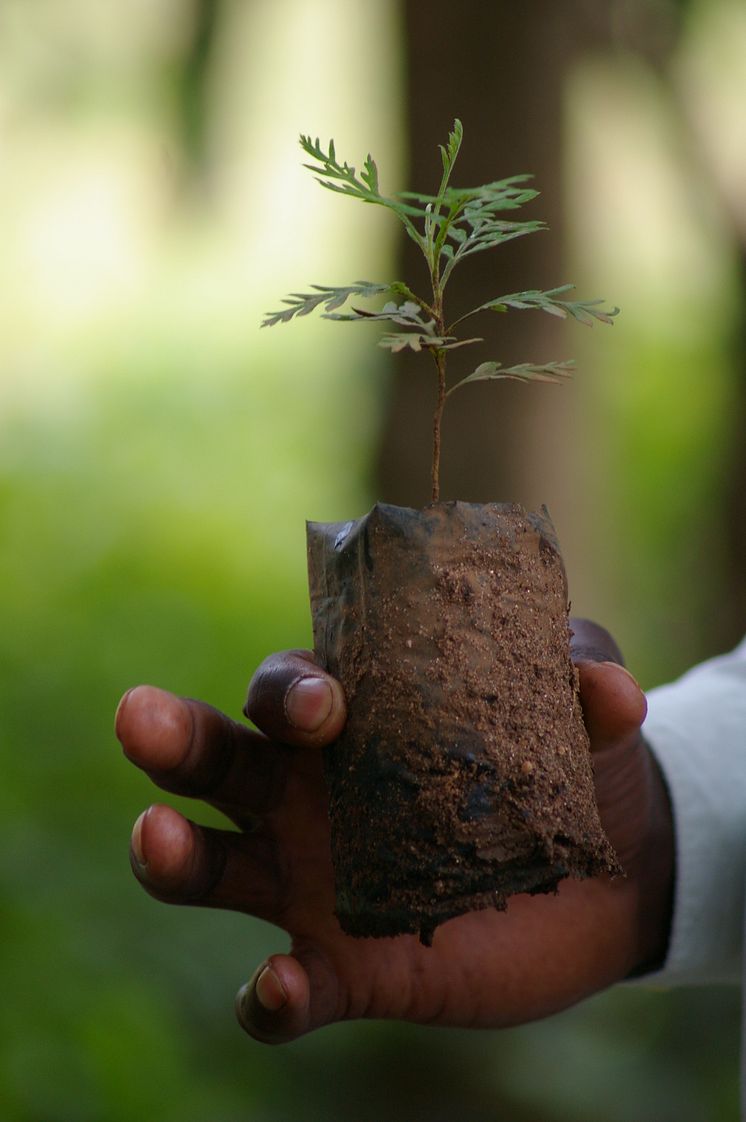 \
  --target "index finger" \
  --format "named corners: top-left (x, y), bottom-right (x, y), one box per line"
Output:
top-left (116, 686), bottom-right (287, 821)
top-left (245, 649), bottom-right (347, 749)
